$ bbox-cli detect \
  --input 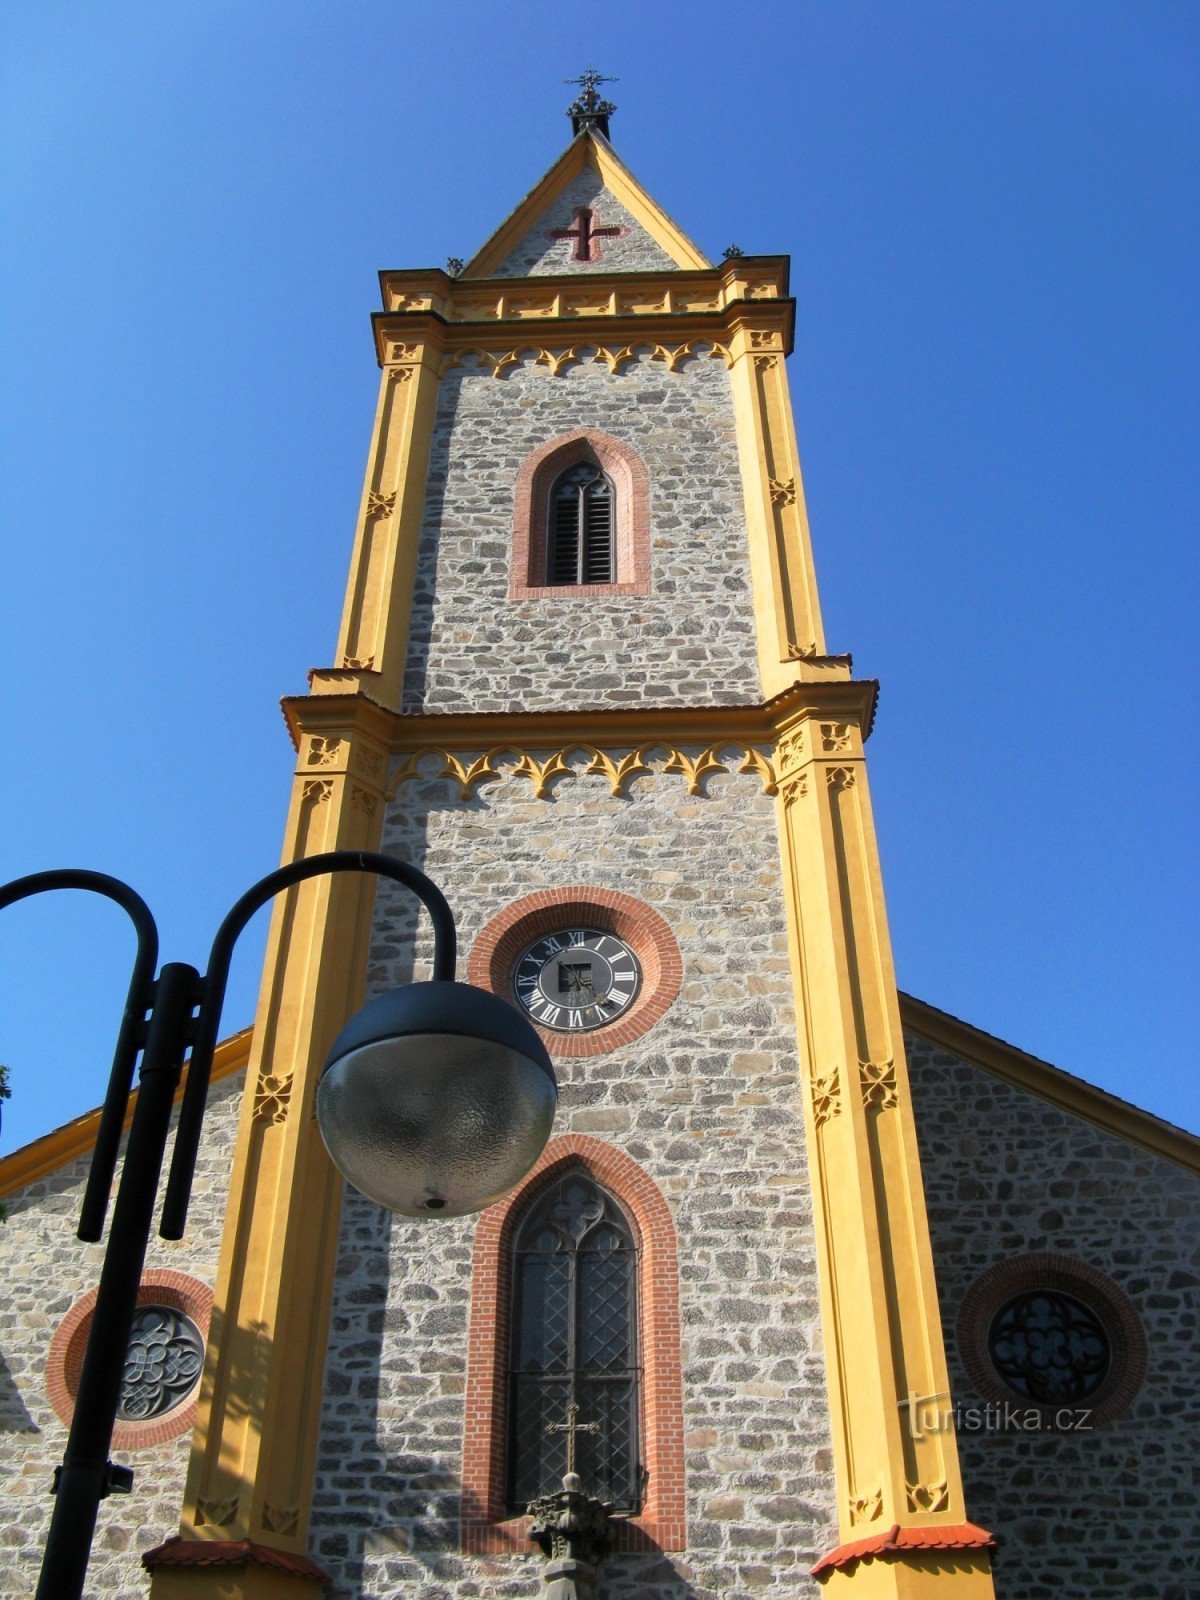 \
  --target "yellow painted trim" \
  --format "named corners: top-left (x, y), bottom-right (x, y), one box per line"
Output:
top-left (900, 992), bottom-right (1200, 1174)
top-left (462, 130), bottom-right (709, 279)
top-left (771, 715), bottom-right (995, 1595)
top-left (0, 1029), bottom-right (252, 1199)
top-left (282, 678), bottom-right (871, 755)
